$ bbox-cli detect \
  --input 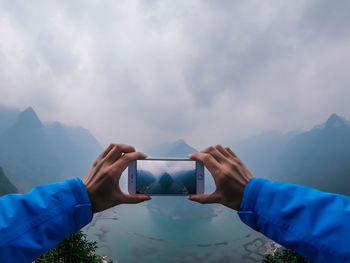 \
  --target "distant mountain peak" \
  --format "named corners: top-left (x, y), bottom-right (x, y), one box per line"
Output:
top-left (328, 113), bottom-right (342, 121)
top-left (325, 113), bottom-right (348, 129)
top-left (173, 139), bottom-right (188, 146)
top-left (165, 139), bottom-right (197, 157)
top-left (16, 107), bottom-right (42, 129)
top-left (149, 139), bottom-right (197, 157)
top-left (159, 172), bottom-right (173, 188)
top-left (22, 107), bottom-right (36, 116)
